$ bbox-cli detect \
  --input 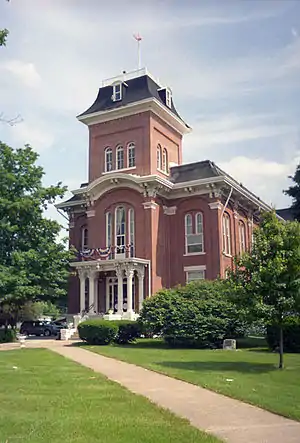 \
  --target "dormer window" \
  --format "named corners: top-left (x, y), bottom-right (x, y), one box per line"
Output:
top-left (166, 88), bottom-right (172, 108)
top-left (112, 83), bottom-right (122, 101)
